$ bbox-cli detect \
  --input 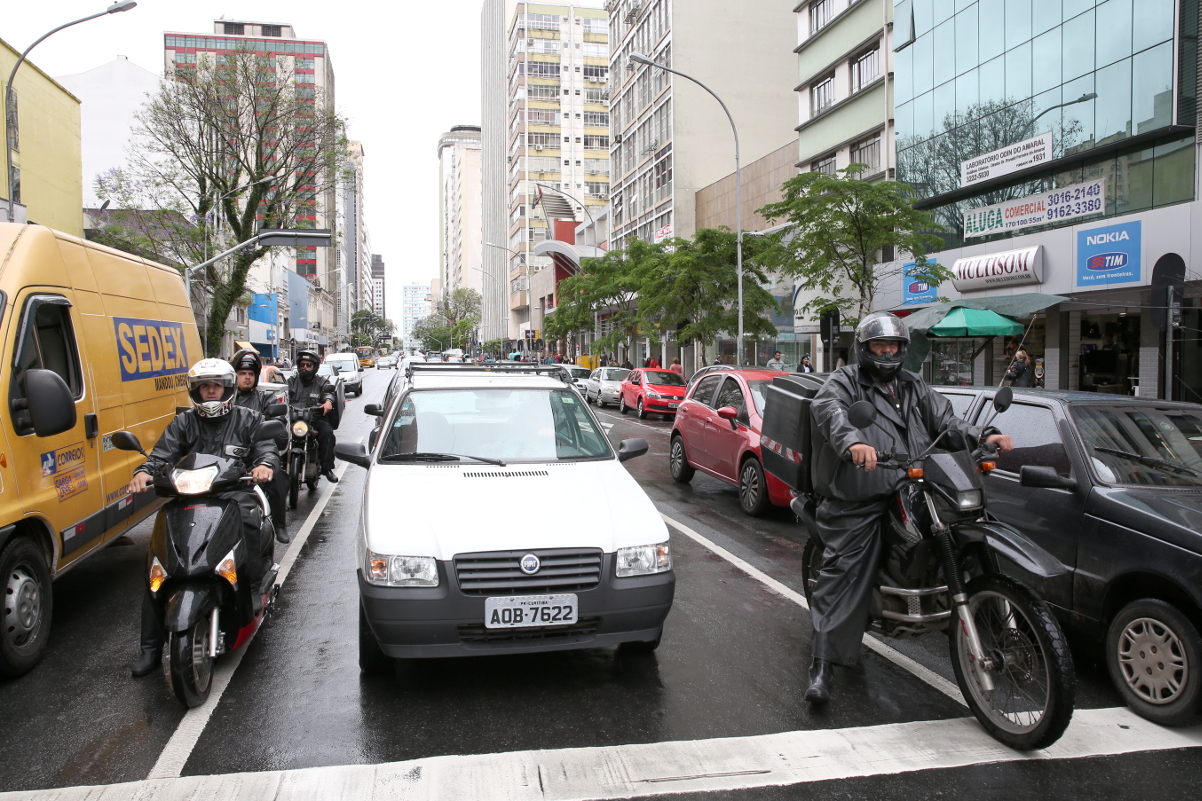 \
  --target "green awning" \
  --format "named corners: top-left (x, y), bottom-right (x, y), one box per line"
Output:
top-left (927, 307), bottom-right (1024, 337)
top-left (899, 292), bottom-right (1068, 370)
